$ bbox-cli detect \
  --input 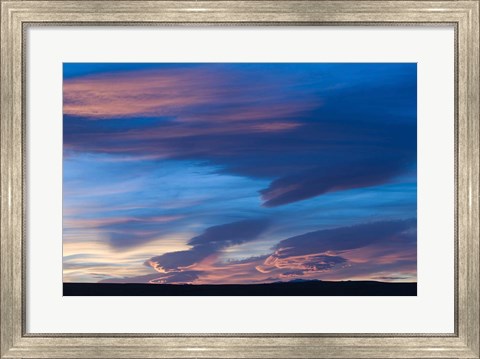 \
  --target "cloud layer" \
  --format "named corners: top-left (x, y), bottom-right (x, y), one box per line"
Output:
top-left (101, 218), bottom-right (416, 284)
top-left (147, 219), bottom-right (270, 272)
top-left (64, 63), bottom-right (416, 208)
